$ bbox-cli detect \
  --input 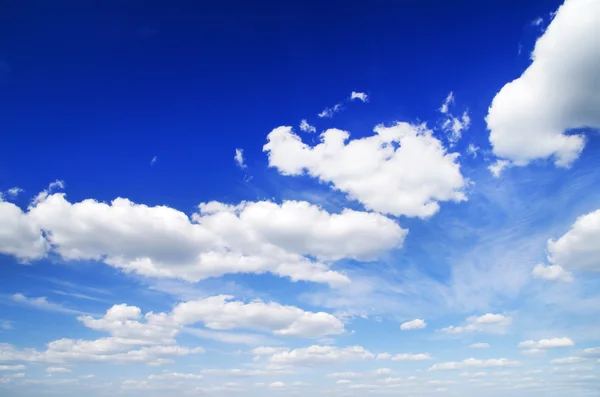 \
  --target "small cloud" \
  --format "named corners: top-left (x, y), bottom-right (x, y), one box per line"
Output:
top-left (400, 319), bottom-right (427, 330)
top-left (350, 91), bottom-right (369, 102)
top-left (150, 156), bottom-right (157, 166)
top-left (46, 366), bottom-right (72, 374)
top-left (470, 343), bottom-right (490, 349)
top-left (488, 160), bottom-right (510, 178)
top-left (299, 119), bottom-right (316, 133)
top-left (32, 180), bottom-right (65, 205)
top-left (5, 187), bottom-right (23, 198)
top-left (532, 17), bottom-right (544, 26)
top-left (467, 144), bottom-right (479, 159)
top-left (440, 92), bottom-right (454, 114)
top-left (234, 148), bottom-right (247, 169)
top-left (532, 264), bottom-right (573, 282)
top-left (318, 103), bottom-right (342, 118)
